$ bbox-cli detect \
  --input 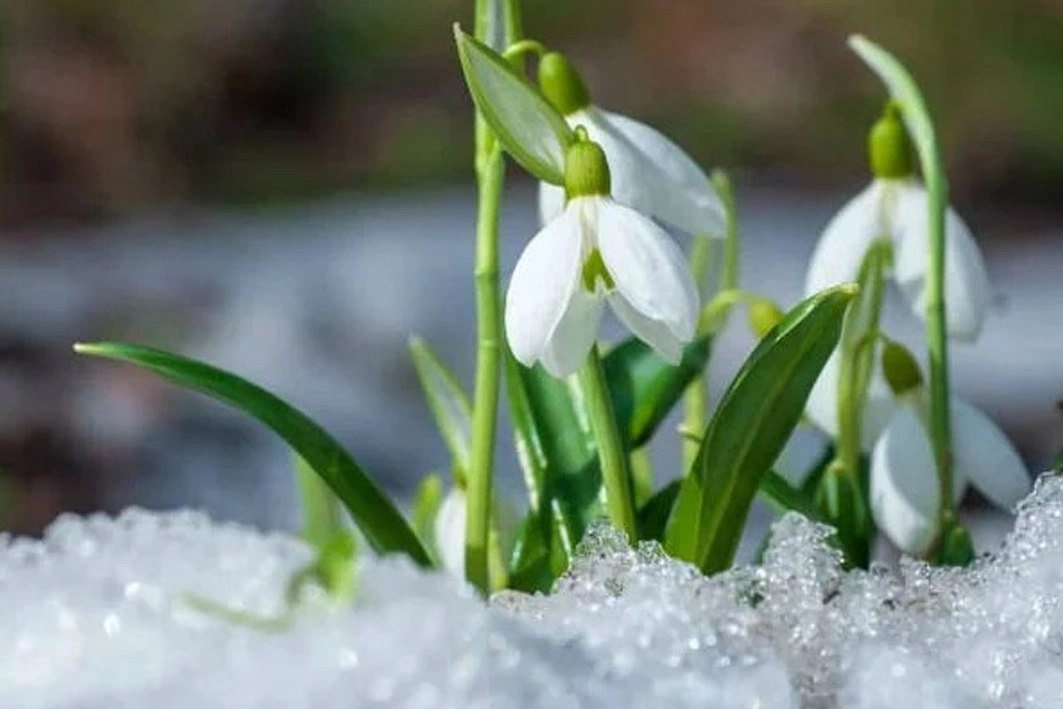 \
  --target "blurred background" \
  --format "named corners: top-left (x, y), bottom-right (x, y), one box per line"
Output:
top-left (0, 0), bottom-right (1060, 539)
